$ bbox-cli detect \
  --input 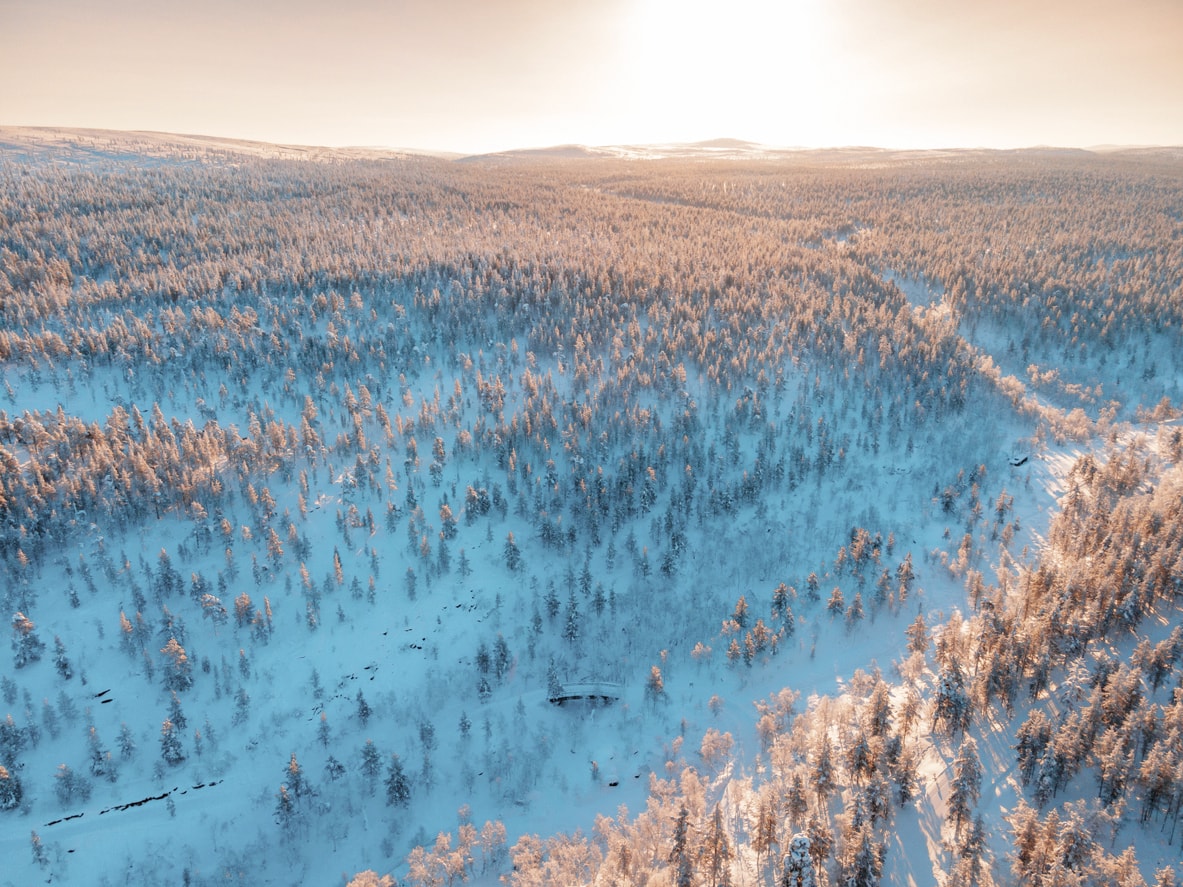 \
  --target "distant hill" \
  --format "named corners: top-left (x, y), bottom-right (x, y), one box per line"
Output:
top-left (4, 127), bottom-right (1179, 168)
top-left (0, 126), bottom-right (457, 165)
